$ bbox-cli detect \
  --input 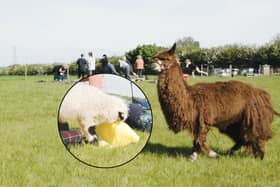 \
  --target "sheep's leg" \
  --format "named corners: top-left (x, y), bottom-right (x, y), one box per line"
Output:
top-left (80, 119), bottom-right (97, 144)
top-left (88, 126), bottom-right (98, 143)
top-left (58, 122), bottom-right (69, 131)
